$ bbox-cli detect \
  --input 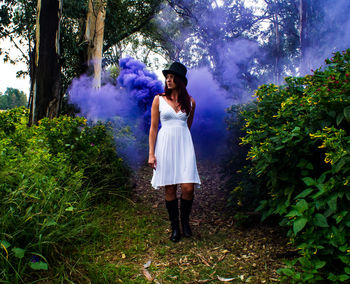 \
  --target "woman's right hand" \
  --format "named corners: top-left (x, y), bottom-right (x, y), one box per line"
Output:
top-left (148, 154), bottom-right (157, 169)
